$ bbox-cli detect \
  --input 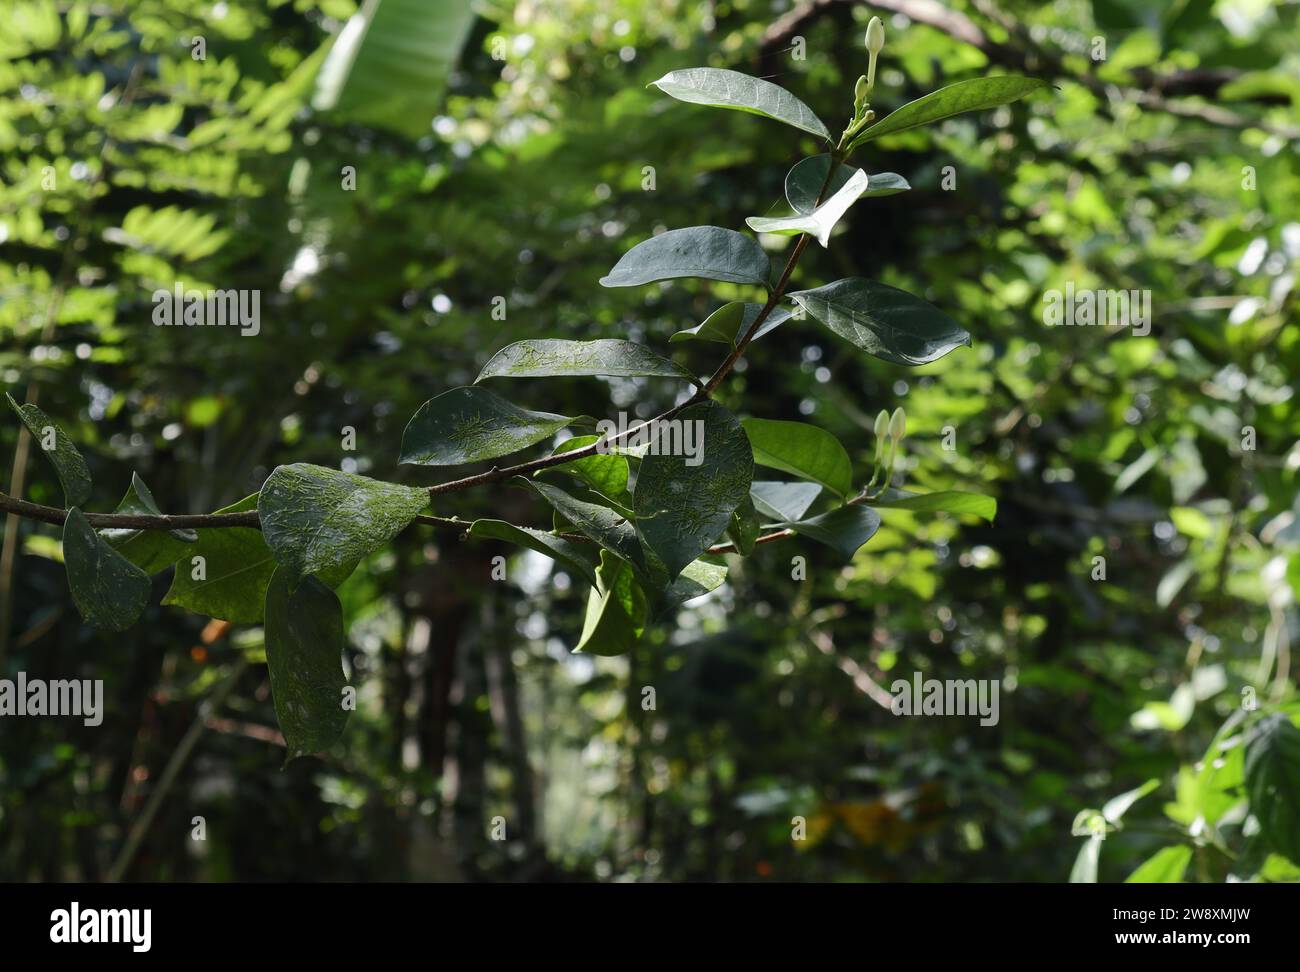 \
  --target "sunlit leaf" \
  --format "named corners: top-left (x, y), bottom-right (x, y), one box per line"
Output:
top-left (400, 387), bottom-right (578, 466)
top-left (649, 67), bottom-right (830, 140)
top-left (790, 278), bottom-right (971, 366)
top-left (599, 226), bottom-right (770, 289)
